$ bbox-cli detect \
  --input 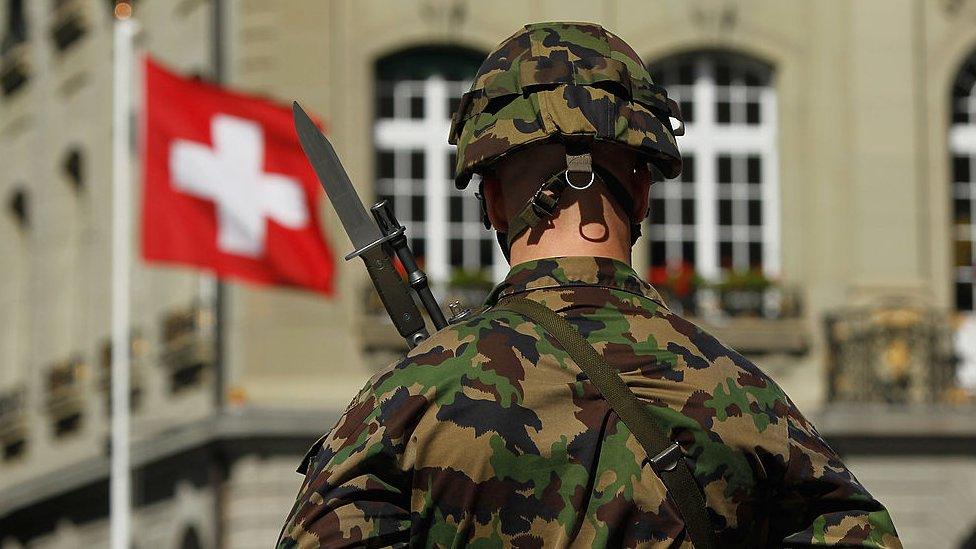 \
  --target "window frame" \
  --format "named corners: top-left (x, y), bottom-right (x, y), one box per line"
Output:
top-left (646, 52), bottom-right (780, 280)
top-left (373, 49), bottom-right (503, 289)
